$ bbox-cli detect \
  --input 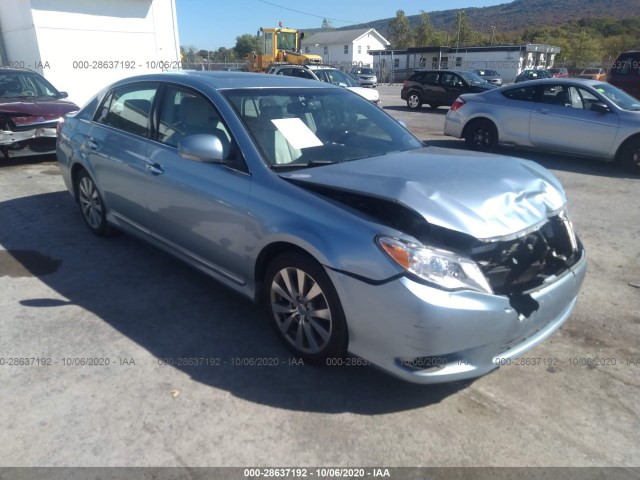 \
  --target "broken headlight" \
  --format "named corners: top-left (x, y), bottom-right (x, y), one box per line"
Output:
top-left (377, 236), bottom-right (493, 294)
